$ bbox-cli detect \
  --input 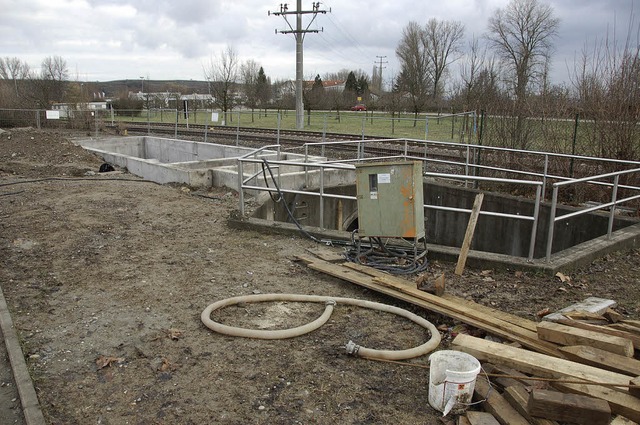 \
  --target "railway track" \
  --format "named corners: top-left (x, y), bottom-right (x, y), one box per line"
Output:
top-left (112, 121), bottom-right (470, 162)
top-left (111, 121), bottom-right (628, 200)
